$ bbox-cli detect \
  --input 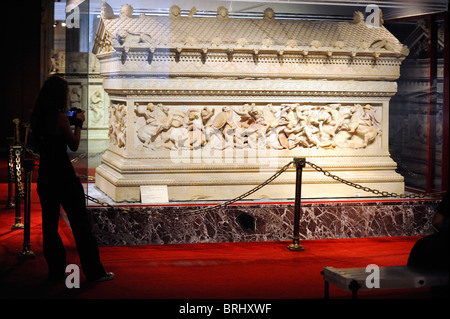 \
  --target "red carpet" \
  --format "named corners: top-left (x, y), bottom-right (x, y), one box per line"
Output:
top-left (0, 182), bottom-right (440, 302)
